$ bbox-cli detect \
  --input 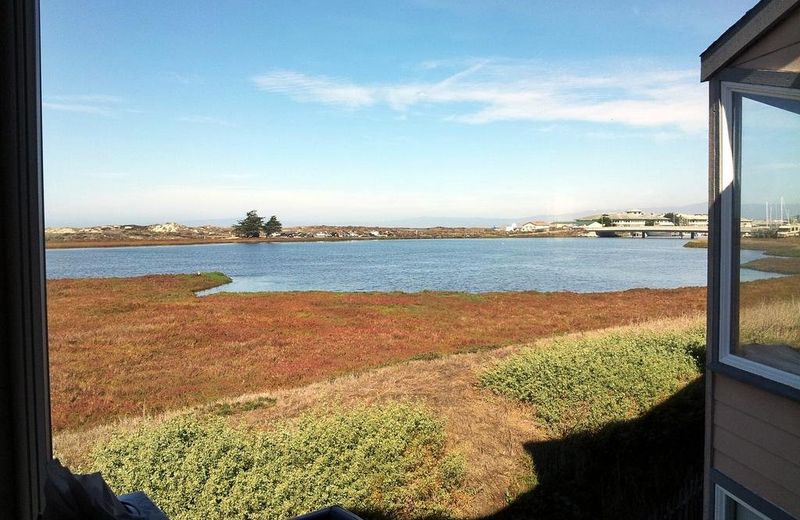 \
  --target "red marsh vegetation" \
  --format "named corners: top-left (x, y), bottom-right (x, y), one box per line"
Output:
top-left (45, 273), bottom-right (716, 431)
top-left (47, 273), bottom-right (800, 430)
